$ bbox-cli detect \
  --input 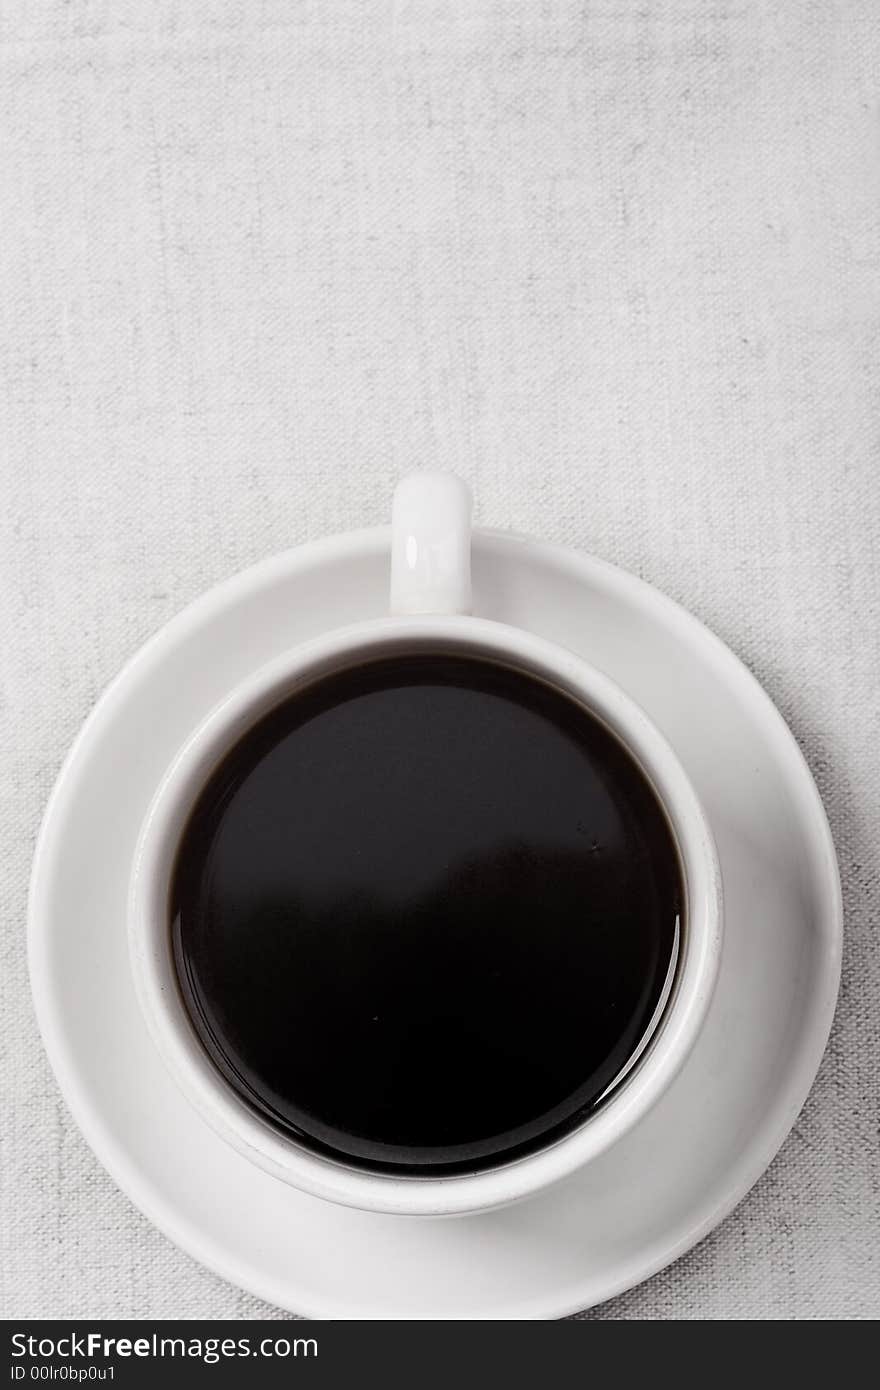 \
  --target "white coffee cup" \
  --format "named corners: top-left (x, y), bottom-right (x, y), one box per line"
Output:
top-left (129, 472), bottom-right (722, 1218)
